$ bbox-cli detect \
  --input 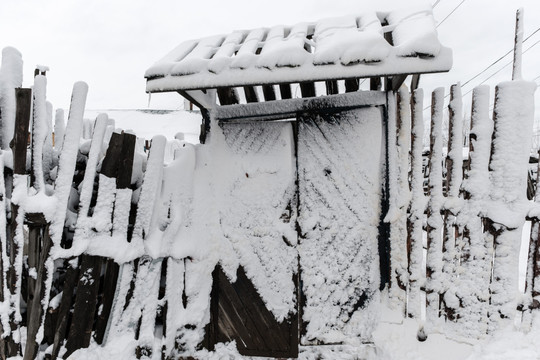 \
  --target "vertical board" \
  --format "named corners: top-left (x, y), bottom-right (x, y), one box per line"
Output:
top-left (297, 107), bottom-right (383, 344)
